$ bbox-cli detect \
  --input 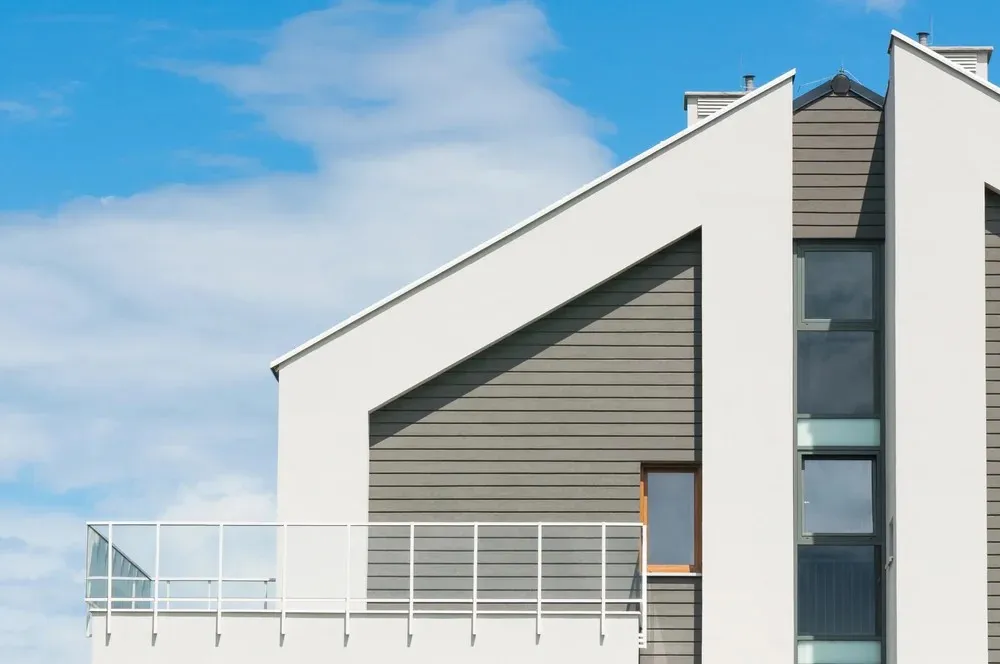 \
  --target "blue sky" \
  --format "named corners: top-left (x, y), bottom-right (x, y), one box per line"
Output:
top-left (0, 0), bottom-right (995, 661)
